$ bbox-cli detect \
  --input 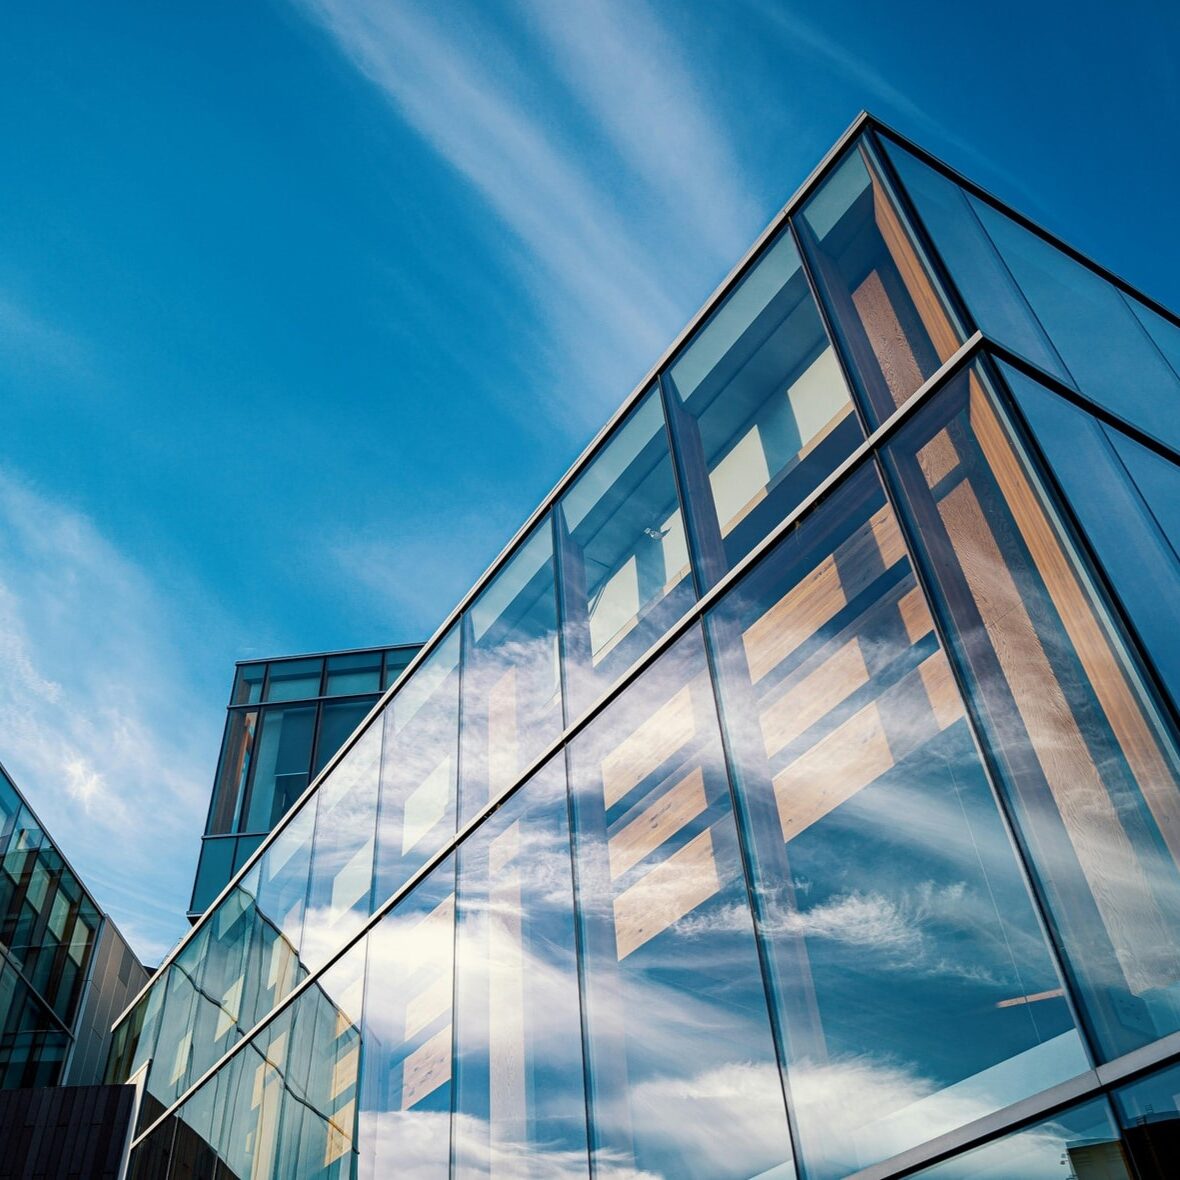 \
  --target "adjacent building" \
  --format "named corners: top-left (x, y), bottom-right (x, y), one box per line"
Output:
top-left (189, 646), bottom-right (421, 919)
top-left (107, 114), bottom-right (1180, 1179)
